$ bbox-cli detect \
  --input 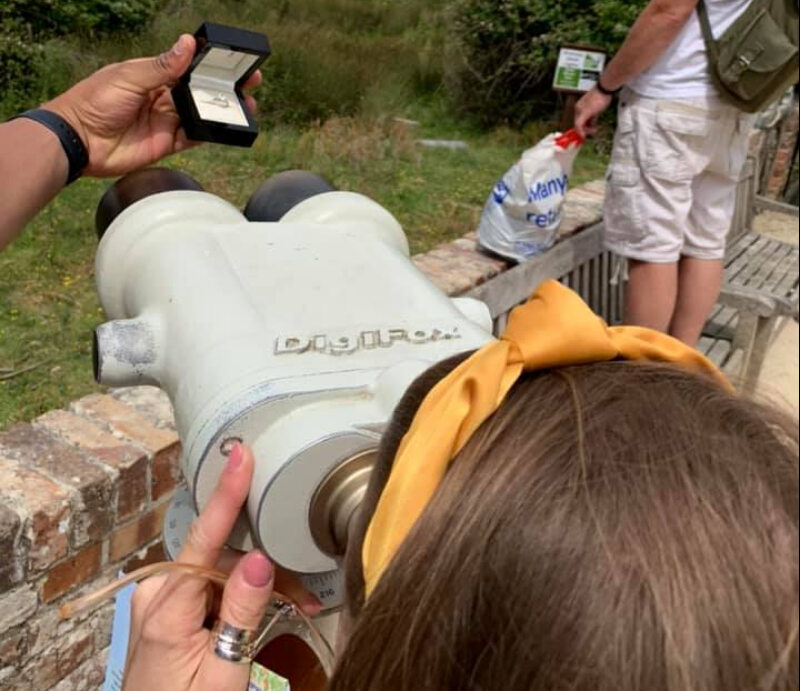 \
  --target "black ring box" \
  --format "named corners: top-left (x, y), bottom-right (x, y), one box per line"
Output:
top-left (172, 23), bottom-right (270, 148)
